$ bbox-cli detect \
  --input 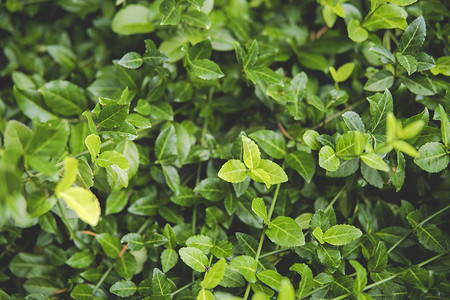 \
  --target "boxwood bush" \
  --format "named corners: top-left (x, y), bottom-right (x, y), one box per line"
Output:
top-left (0, 0), bottom-right (449, 299)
